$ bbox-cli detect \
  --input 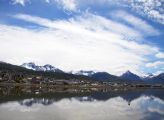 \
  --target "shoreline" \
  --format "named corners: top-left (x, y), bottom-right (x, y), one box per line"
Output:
top-left (0, 82), bottom-right (164, 89)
